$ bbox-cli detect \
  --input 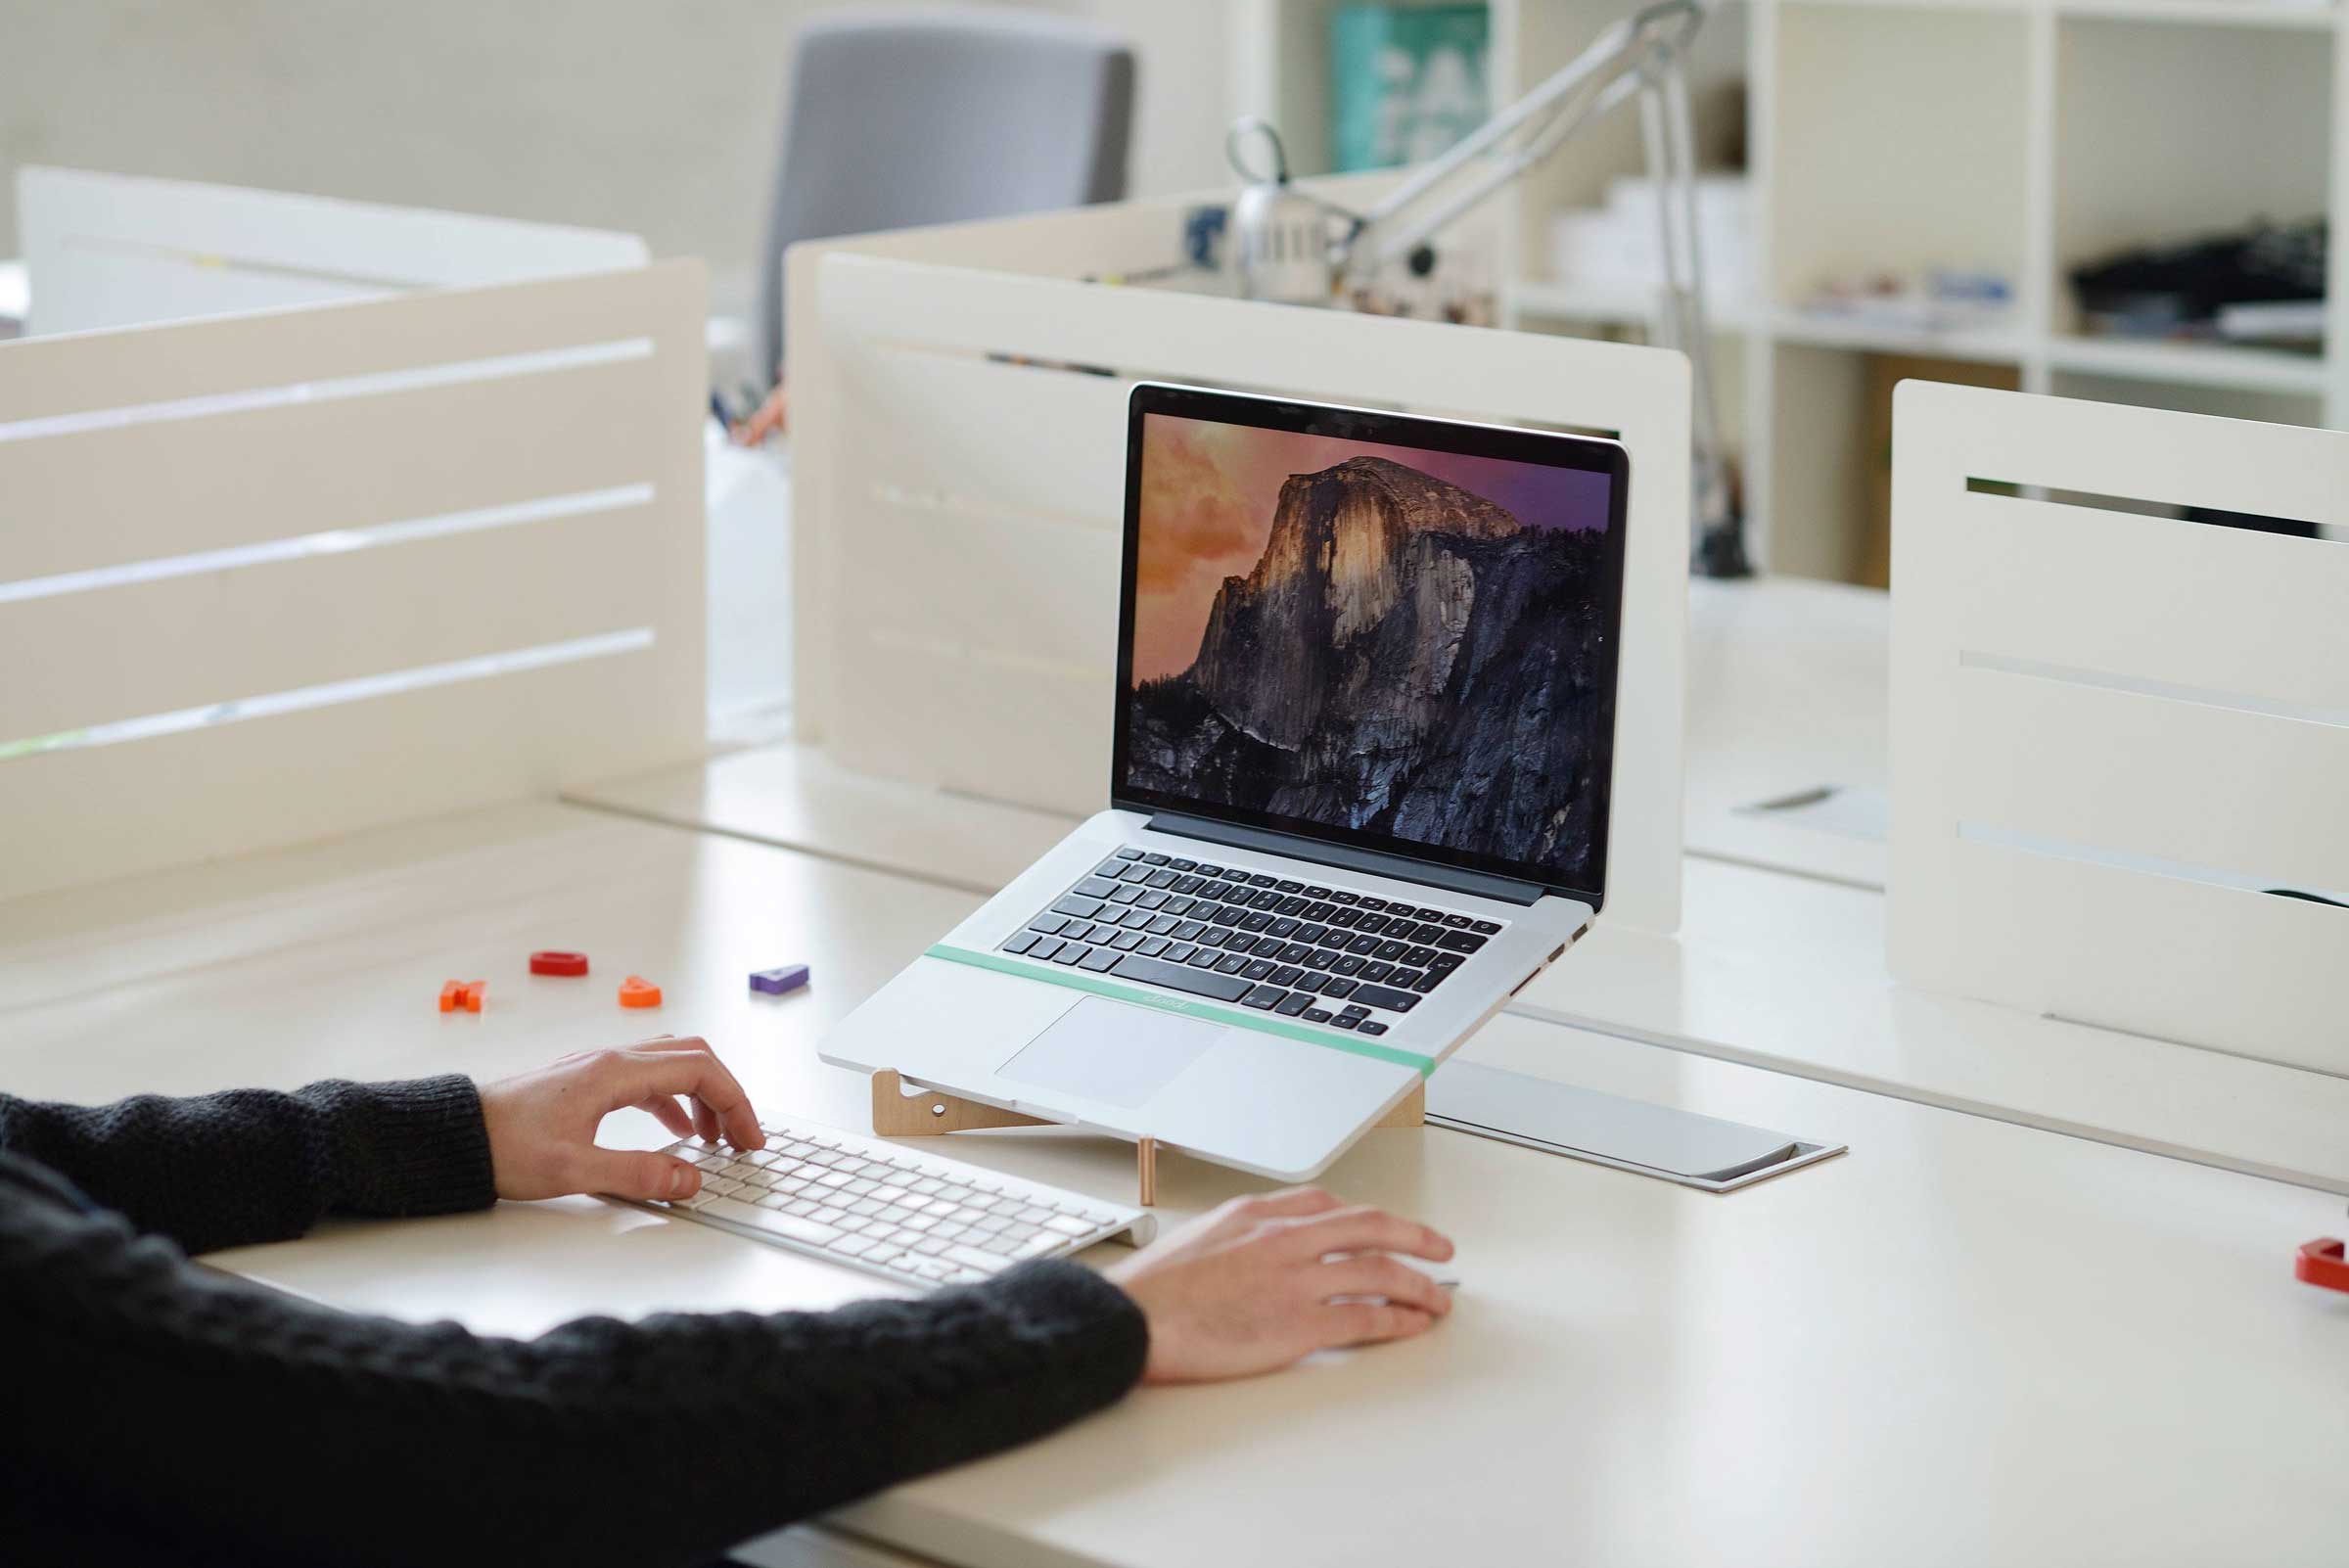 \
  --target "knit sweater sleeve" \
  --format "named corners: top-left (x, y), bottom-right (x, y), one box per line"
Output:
top-left (0, 1160), bottom-right (1149, 1567)
top-left (0, 1076), bottom-right (493, 1254)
